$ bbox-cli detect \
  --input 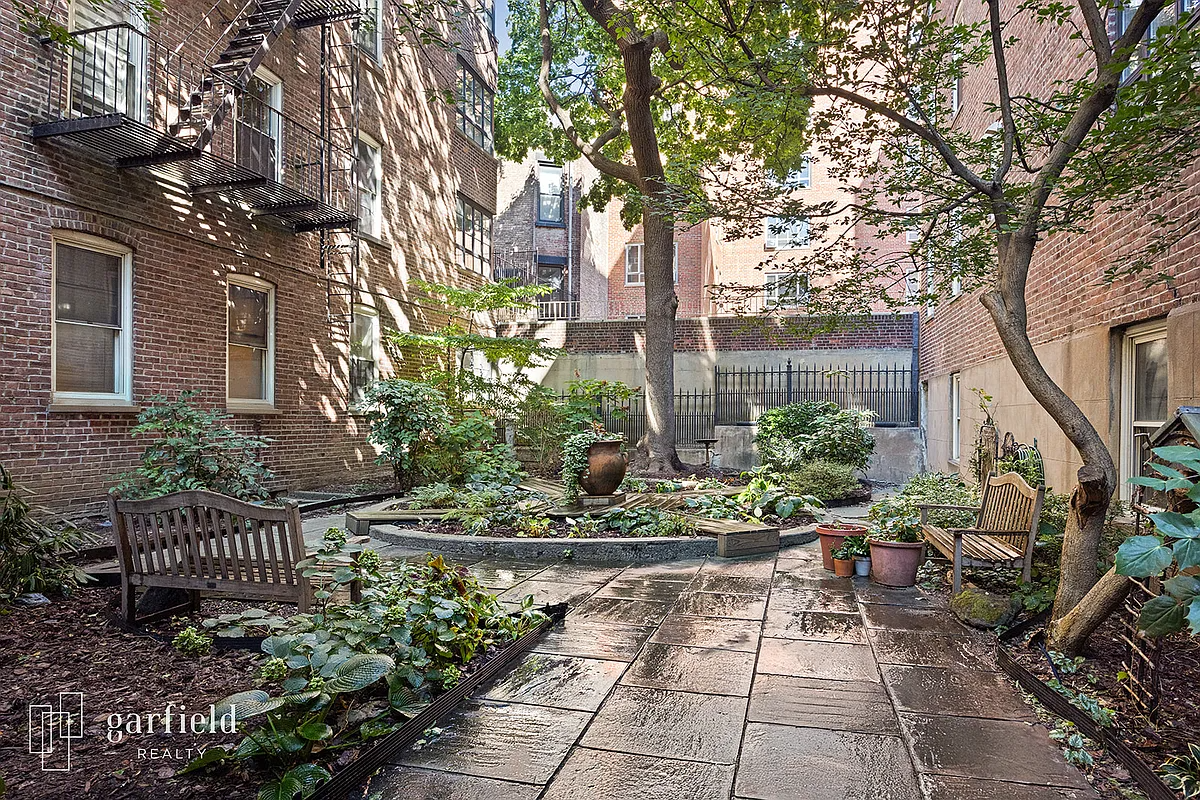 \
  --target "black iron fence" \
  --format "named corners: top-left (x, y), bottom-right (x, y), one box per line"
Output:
top-left (713, 361), bottom-right (917, 427)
